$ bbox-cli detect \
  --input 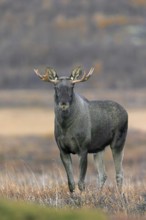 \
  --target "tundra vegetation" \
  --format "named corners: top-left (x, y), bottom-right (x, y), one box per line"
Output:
top-left (0, 0), bottom-right (146, 219)
top-left (0, 90), bottom-right (146, 219)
